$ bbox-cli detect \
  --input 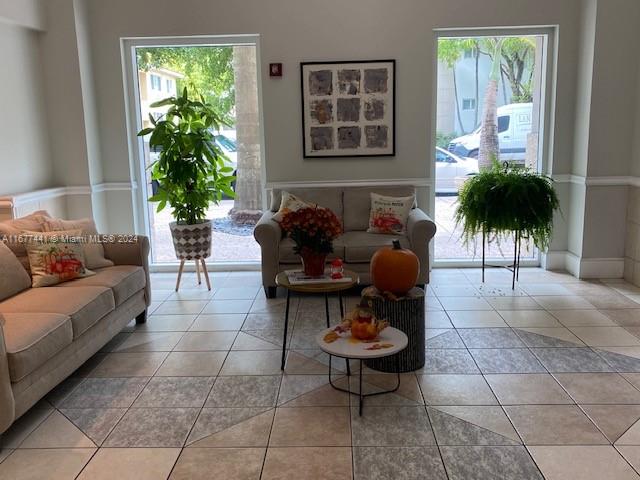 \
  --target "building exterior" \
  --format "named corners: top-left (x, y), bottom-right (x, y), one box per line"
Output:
top-left (138, 67), bottom-right (184, 130)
